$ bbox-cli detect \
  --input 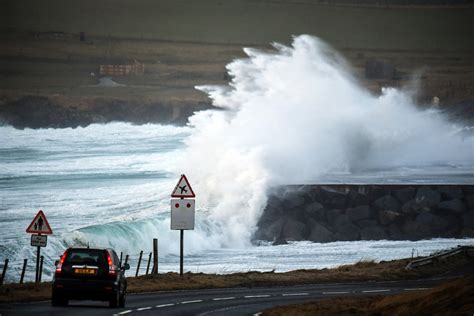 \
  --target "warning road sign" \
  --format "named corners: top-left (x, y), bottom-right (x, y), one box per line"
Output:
top-left (170, 198), bottom-right (195, 230)
top-left (26, 210), bottom-right (53, 235)
top-left (171, 174), bottom-right (196, 198)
